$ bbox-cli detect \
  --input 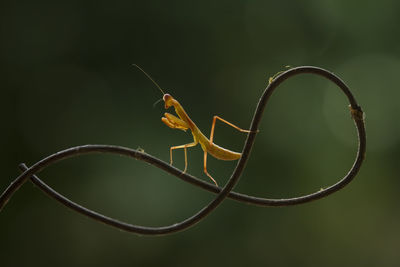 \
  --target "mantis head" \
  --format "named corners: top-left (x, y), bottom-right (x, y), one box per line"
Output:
top-left (163, 94), bottom-right (174, 109)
